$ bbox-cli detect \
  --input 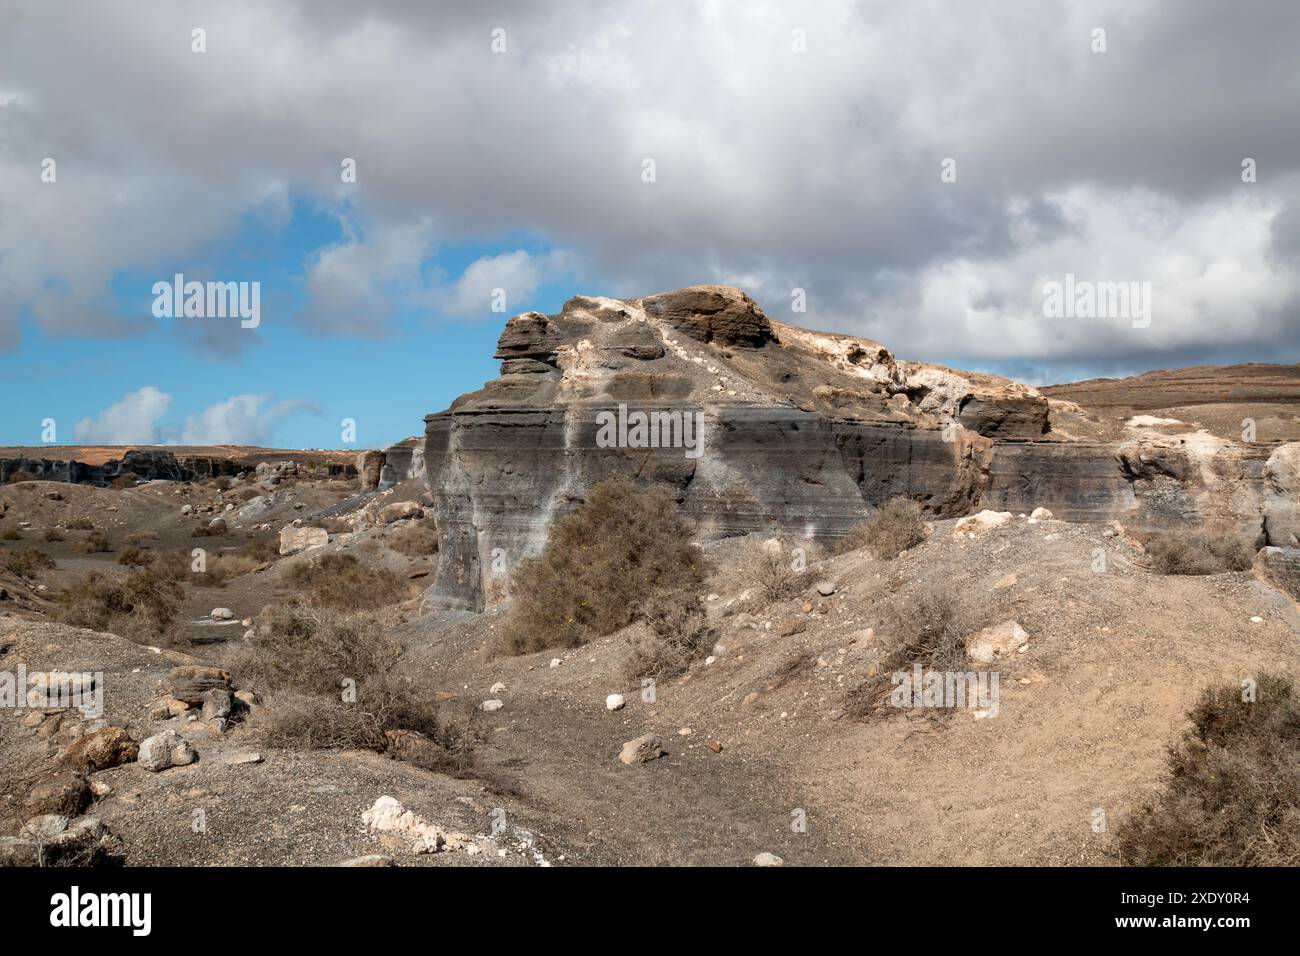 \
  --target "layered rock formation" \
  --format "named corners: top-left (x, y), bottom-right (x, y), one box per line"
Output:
top-left (0, 450), bottom-right (355, 487)
top-left (417, 285), bottom-right (1298, 610)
